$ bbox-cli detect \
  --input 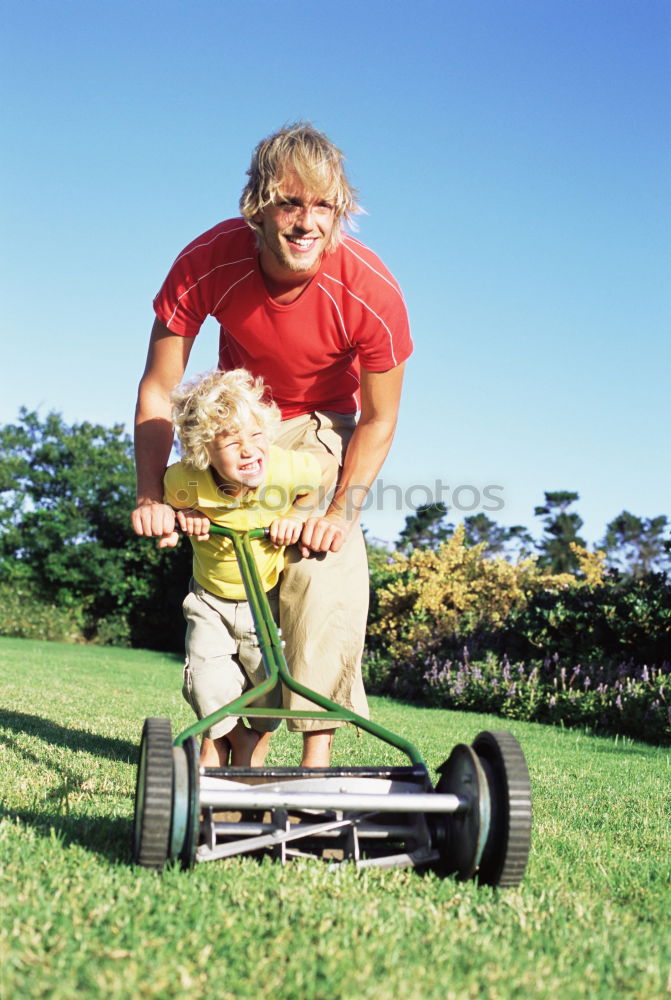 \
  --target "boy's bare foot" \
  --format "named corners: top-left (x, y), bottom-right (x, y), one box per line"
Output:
top-left (200, 735), bottom-right (231, 767)
top-left (200, 727), bottom-right (272, 768)
top-left (300, 729), bottom-right (335, 768)
top-left (251, 730), bottom-right (272, 767)
top-left (228, 722), bottom-right (263, 767)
